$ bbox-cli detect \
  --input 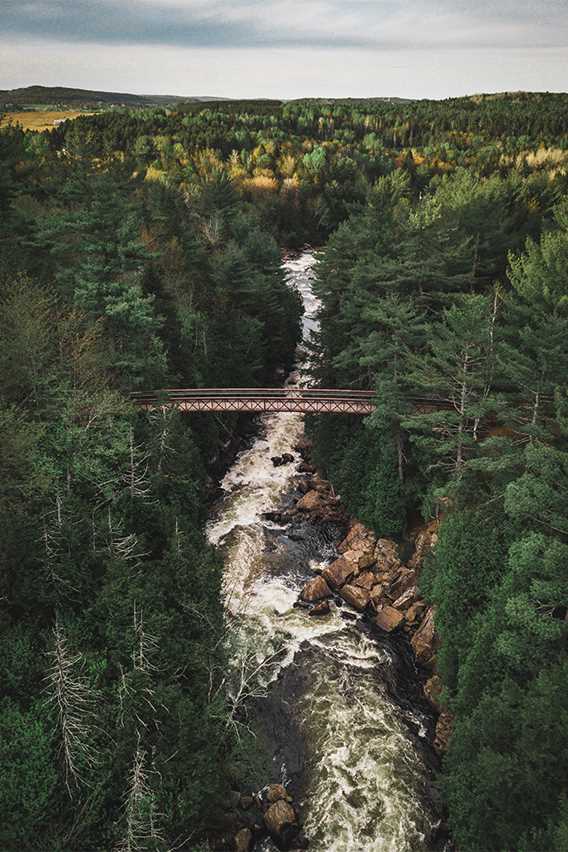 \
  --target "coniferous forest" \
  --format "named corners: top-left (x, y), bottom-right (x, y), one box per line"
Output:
top-left (2, 92), bottom-right (568, 850)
